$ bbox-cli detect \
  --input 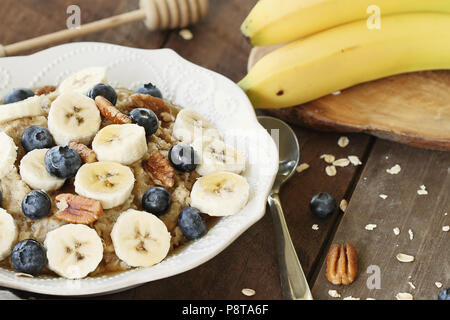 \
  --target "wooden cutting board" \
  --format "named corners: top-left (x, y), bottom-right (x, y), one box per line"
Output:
top-left (248, 45), bottom-right (450, 151)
